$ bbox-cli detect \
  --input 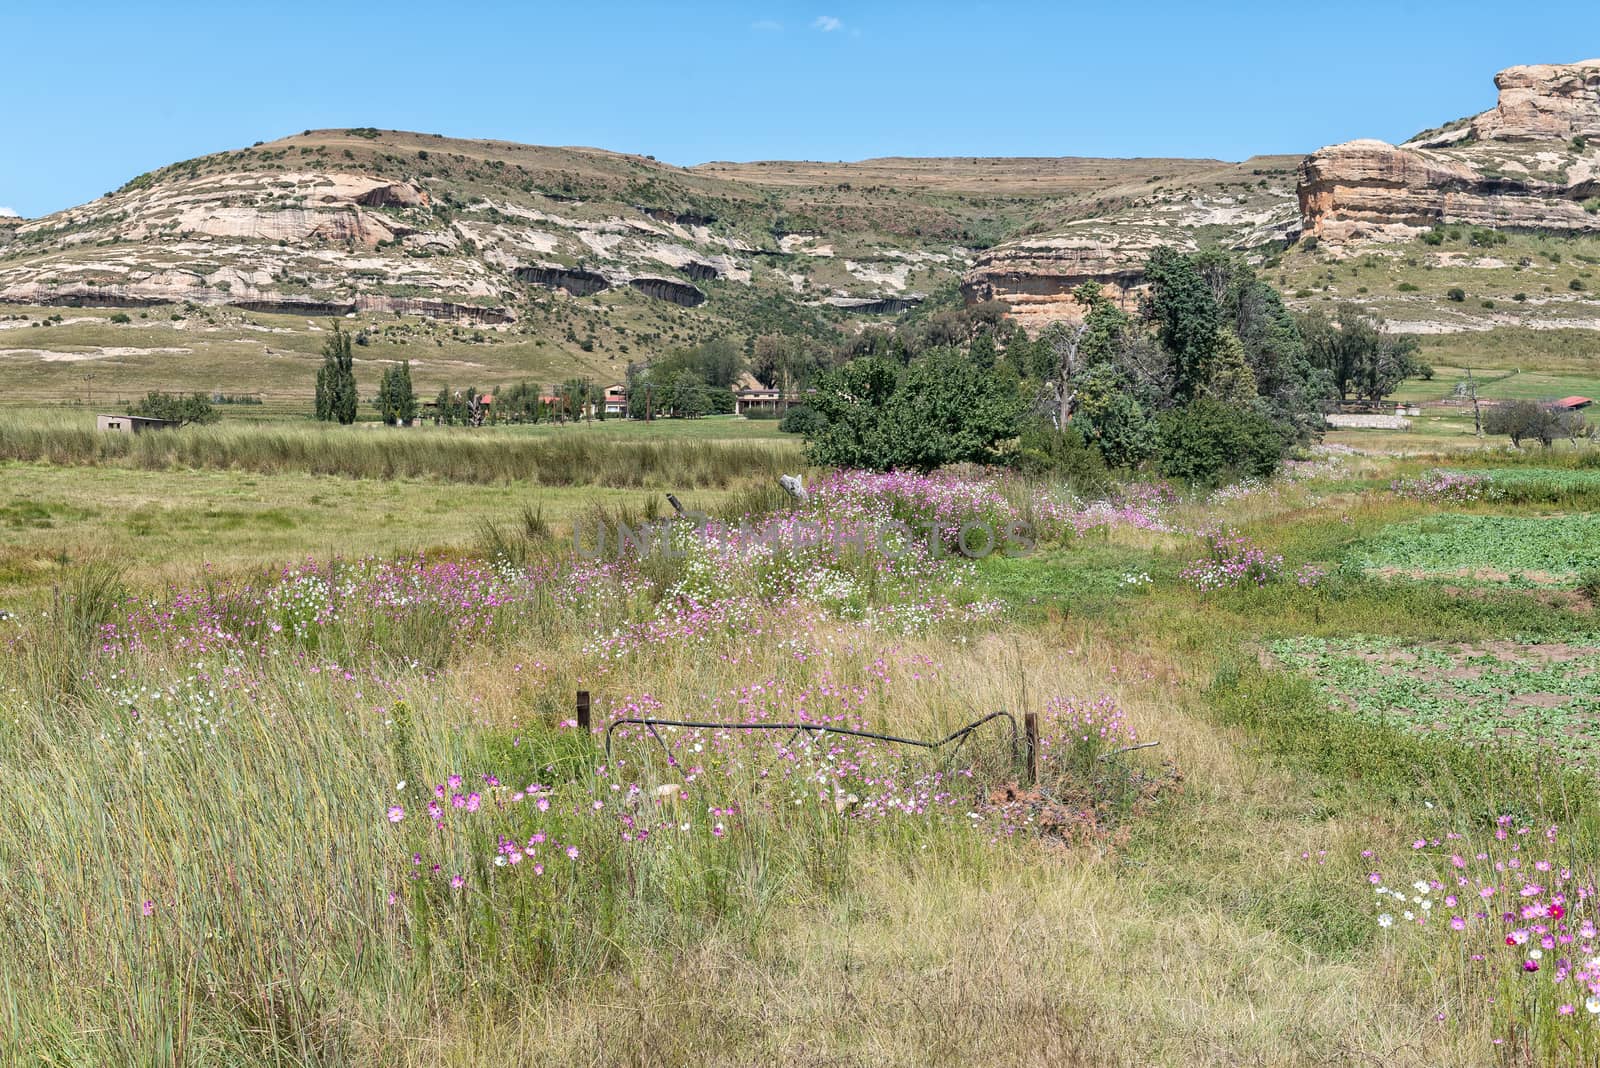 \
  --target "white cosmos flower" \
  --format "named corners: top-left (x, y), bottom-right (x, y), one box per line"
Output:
top-left (1403, 911), bottom-right (1415, 921)
top-left (1588, 996), bottom-right (1600, 1014)
top-left (1530, 949), bottom-right (1543, 960)
top-left (1421, 900), bottom-right (1433, 910)
top-left (1377, 914), bottom-right (1394, 928)
top-left (1413, 881), bottom-right (1431, 894)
